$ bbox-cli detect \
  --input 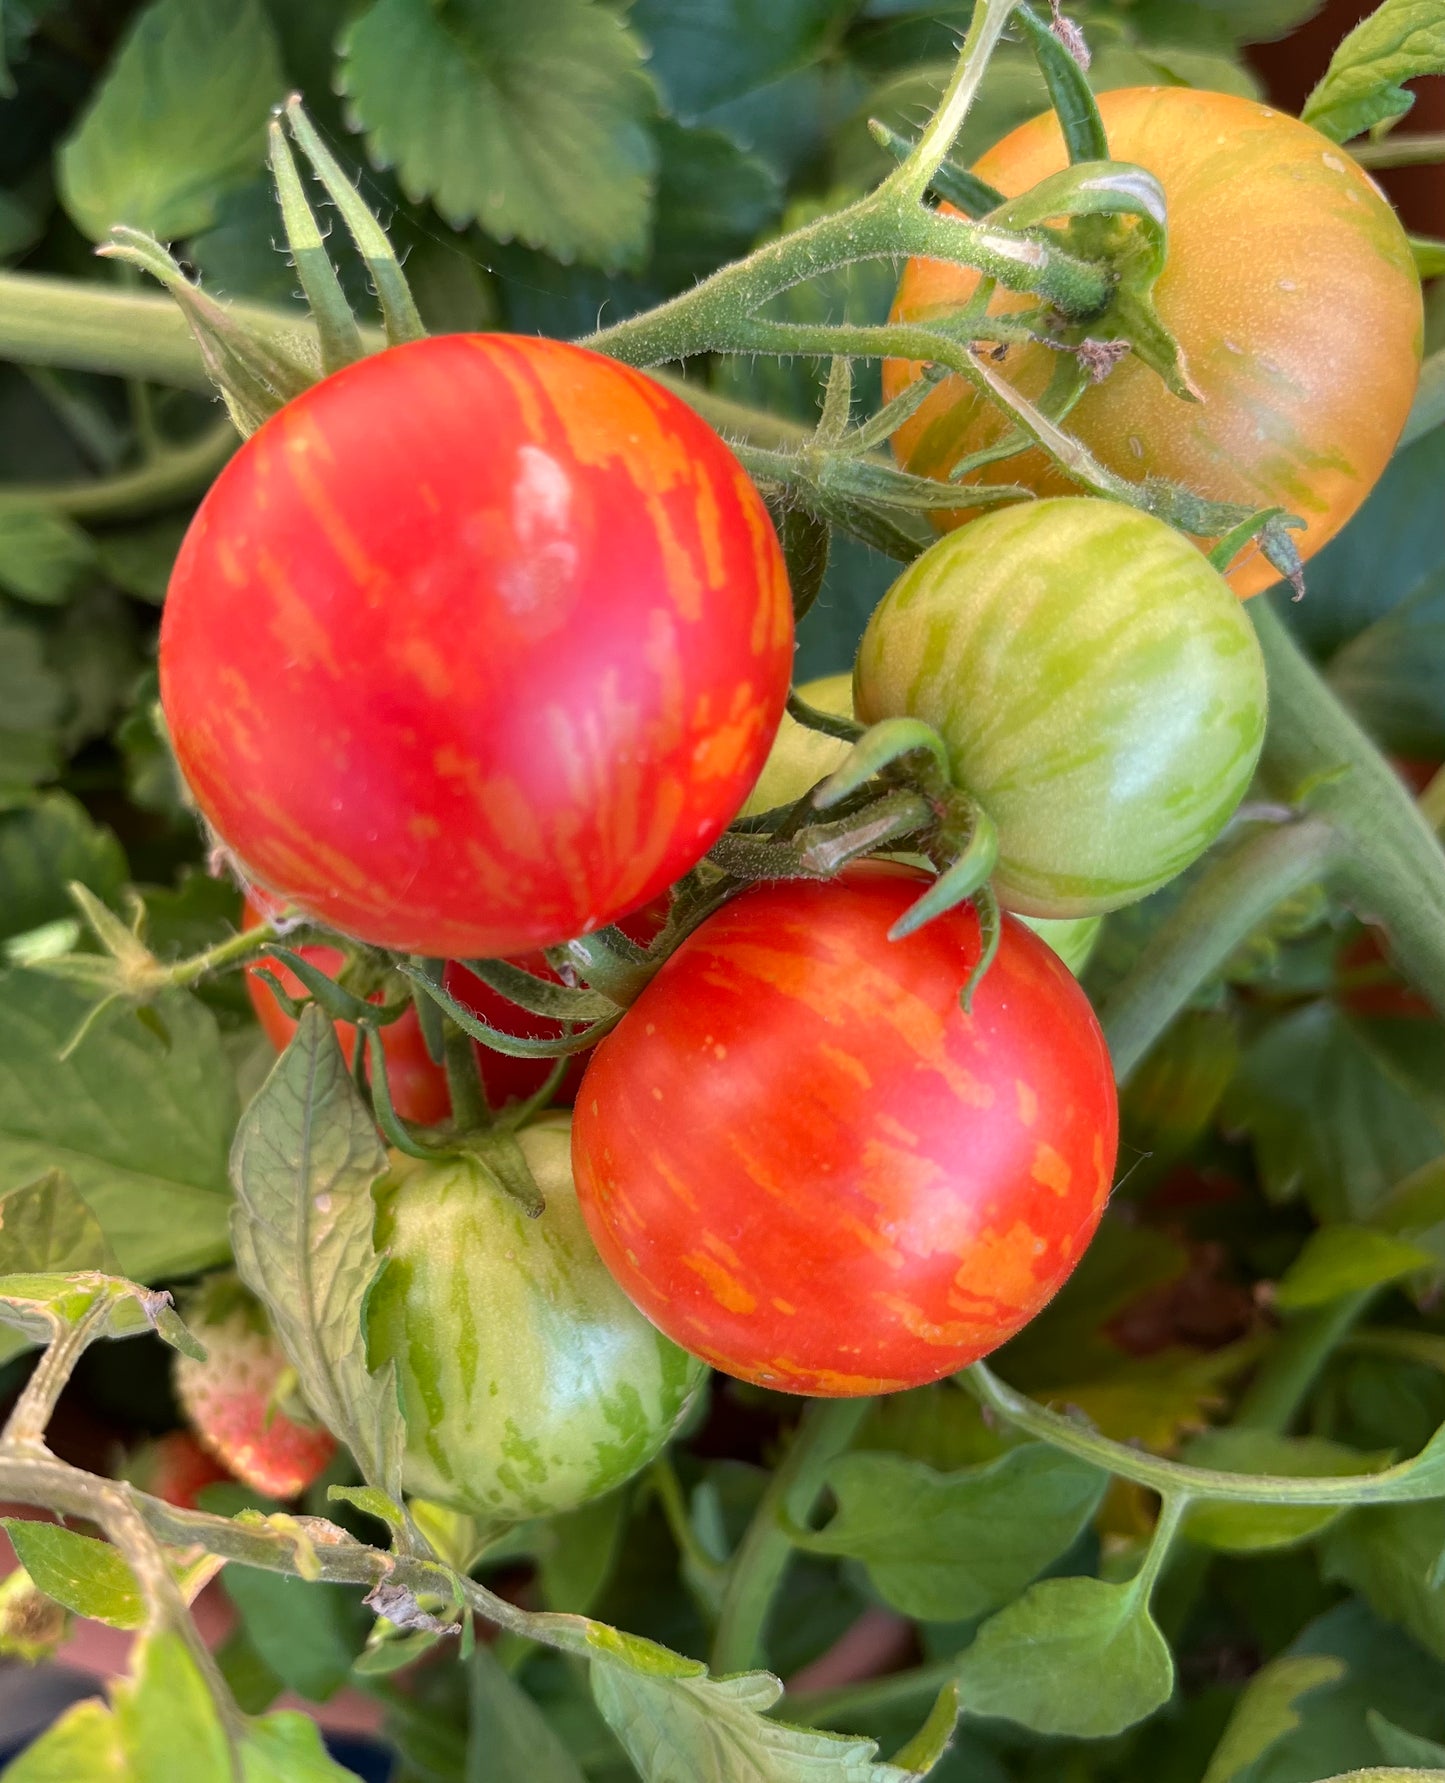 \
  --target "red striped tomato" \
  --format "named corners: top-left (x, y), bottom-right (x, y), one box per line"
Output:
top-left (162, 334), bottom-right (793, 958)
top-left (573, 863), bottom-right (1118, 1396)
